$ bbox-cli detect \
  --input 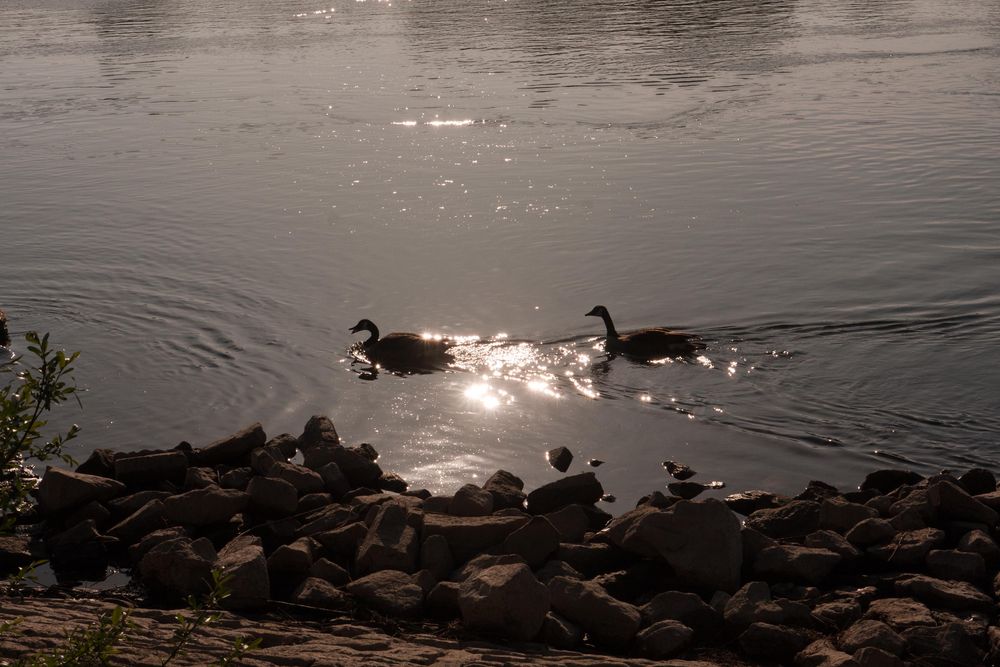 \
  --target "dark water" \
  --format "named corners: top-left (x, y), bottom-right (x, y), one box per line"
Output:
top-left (3, 0), bottom-right (999, 509)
